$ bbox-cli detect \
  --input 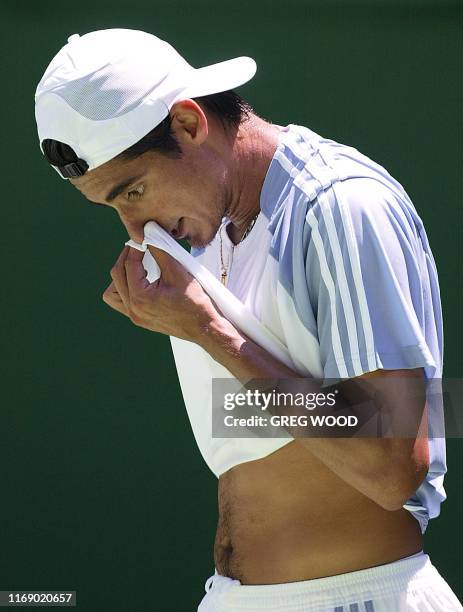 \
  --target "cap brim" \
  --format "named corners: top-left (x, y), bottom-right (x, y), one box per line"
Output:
top-left (181, 56), bottom-right (257, 99)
